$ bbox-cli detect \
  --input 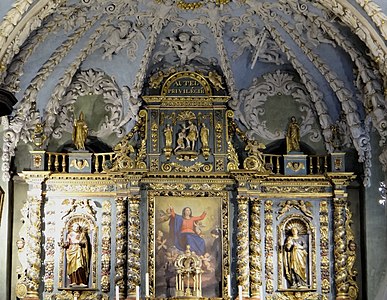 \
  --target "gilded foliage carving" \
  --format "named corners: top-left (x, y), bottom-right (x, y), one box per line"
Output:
top-left (319, 201), bottom-right (330, 296)
top-left (101, 201), bottom-right (112, 292)
top-left (236, 196), bottom-right (250, 295)
top-left (249, 200), bottom-right (262, 298)
top-left (115, 198), bottom-right (126, 294)
top-left (264, 200), bottom-right (274, 294)
top-left (161, 162), bottom-right (213, 172)
top-left (127, 195), bottom-right (141, 295)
